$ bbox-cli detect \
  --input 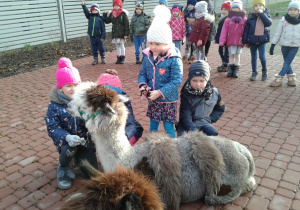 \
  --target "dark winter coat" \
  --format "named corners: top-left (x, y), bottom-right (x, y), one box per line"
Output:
top-left (183, 7), bottom-right (196, 38)
top-left (82, 4), bottom-right (106, 39)
top-left (215, 16), bottom-right (227, 44)
top-left (138, 46), bottom-right (183, 103)
top-left (242, 9), bottom-right (272, 45)
top-left (189, 14), bottom-right (215, 46)
top-left (130, 12), bottom-right (151, 36)
top-left (103, 10), bottom-right (130, 38)
top-left (44, 87), bottom-right (88, 153)
top-left (178, 85), bottom-right (225, 132)
top-left (105, 85), bottom-right (144, 140)
top-left (204, 0), bottom-right (217, 41)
